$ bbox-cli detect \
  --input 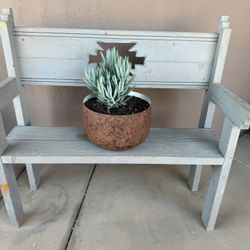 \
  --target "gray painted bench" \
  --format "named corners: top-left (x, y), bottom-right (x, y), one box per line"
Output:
top-left (1, 8), bottom-right (250, 231)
